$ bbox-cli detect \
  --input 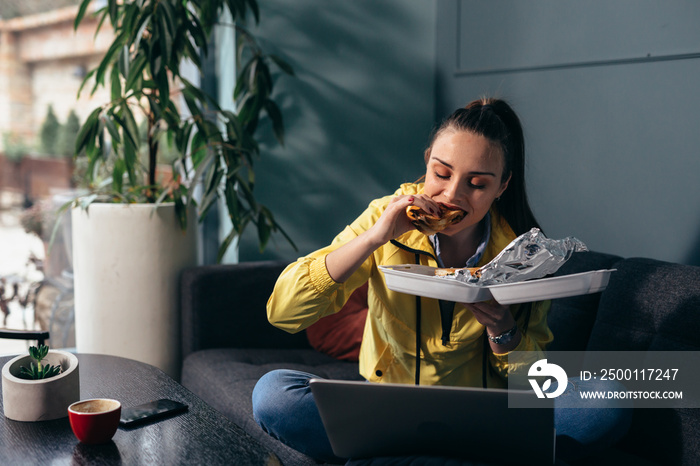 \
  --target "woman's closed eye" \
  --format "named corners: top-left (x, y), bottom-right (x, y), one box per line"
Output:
top-left (433, 170), bottom-right (491, 188)
top-left (468, 176), bottom-right (488, 189)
